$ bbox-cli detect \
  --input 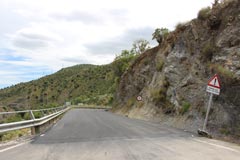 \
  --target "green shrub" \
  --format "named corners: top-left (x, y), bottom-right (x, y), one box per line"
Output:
top-left (152, 28), bottom-right (169, 44)
top-left (73, 94), bottom-right (113, 106)
top-left (33, 111), bottom-right (43, 118)
top-left (201, 42), bottom-right (216, 61)
top-left (23, 111), bottom-right (42, 119)
top-left (23, 112), bottom-right (31, 120)
top-left (112, 54), bottom-right (136, 77)
top-left (198, 7), bottom-right (211, 20)
top-left (4, 114), bottom-right (22, 123)
top-left (180, 101), bottom-right (191, 114)
top-left (46, 103), bottom-right (58, 108)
